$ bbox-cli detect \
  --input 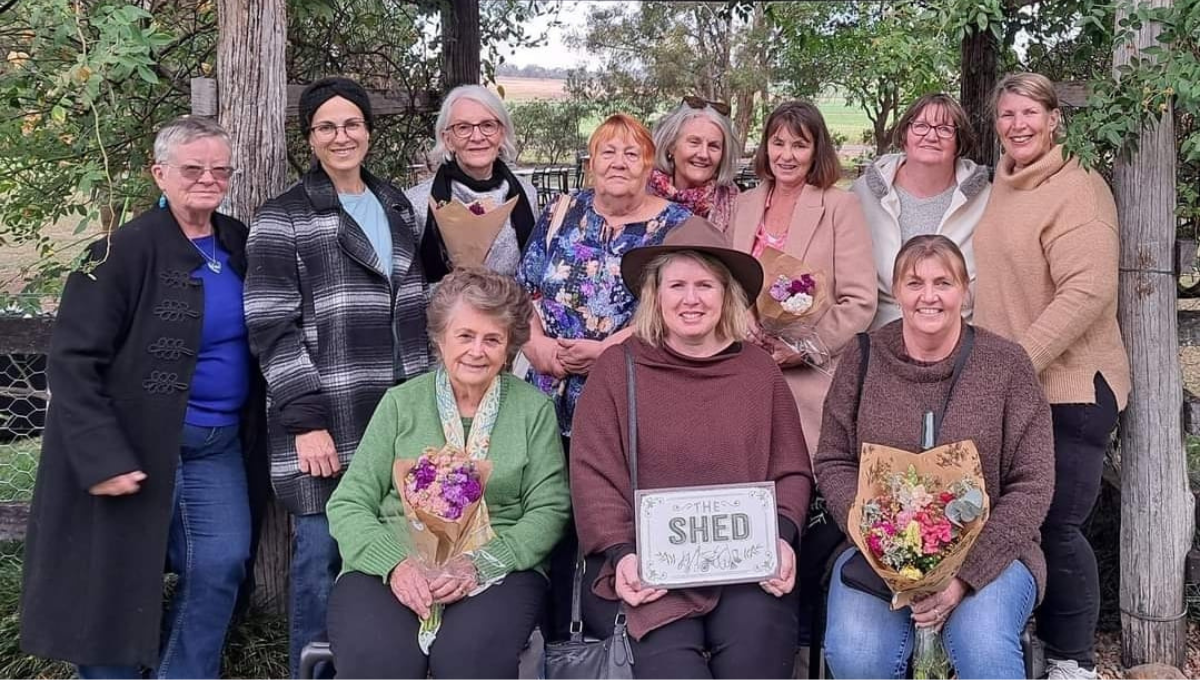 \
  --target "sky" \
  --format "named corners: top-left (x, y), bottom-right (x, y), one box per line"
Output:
top-left (499, 0), bottom-right (613, 70)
